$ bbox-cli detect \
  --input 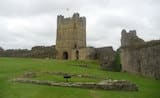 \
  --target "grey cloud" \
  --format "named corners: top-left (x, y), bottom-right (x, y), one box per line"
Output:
top-left (0, 0), bottom-right (160, 50)
top-left (0, 0), bottom-right (109, 17)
